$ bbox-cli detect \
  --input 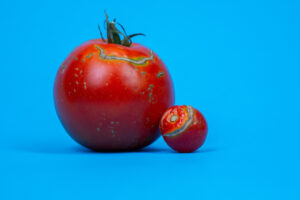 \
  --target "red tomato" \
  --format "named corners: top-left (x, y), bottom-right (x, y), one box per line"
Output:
top-left (54, 39), bottom-right (174, 151)
top-left (159, 105), bottom-right (207, 153)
